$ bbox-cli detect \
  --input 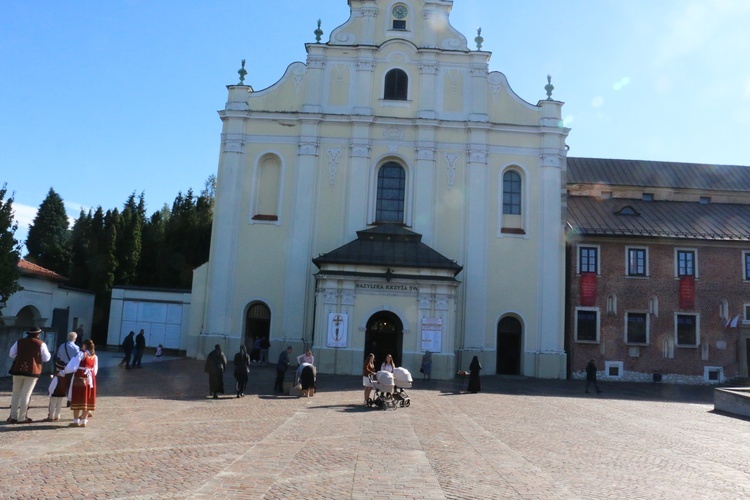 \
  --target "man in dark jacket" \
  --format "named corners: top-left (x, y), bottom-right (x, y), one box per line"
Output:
top-left (120, 331), bottom-right (135, 369)
top-left (133, 329), bottom-right (146, 368)
top-left (585, 359), bottom-right (603, 394)
top-left (273, 346), bottom-right (293, 393)
top-left (8, 326), bottom-right (52, 423)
